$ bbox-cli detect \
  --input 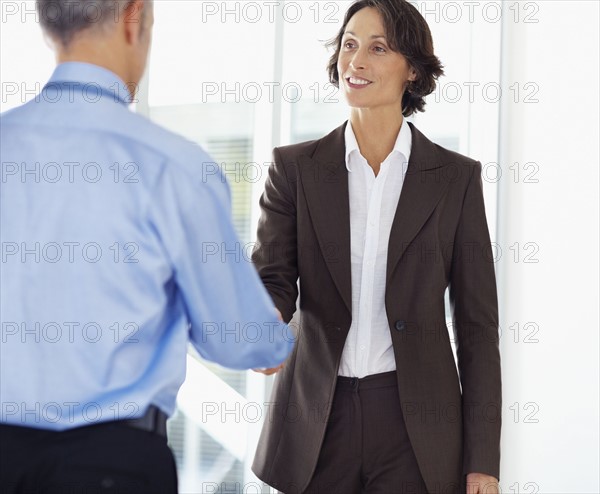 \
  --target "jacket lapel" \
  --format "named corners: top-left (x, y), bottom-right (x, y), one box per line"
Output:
top-left (297, 123), bottom-right (352, 315)
top-left (386, 122), bottom-right (451, 281)
top-left (295, 121), bottom-right (451, 314)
